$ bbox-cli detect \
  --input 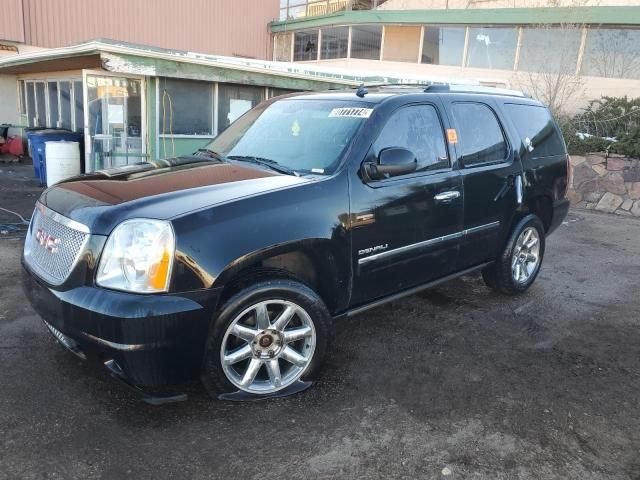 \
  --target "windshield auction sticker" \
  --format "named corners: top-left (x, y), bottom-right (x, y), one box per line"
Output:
top-left (329, 107), bottom-right (373, 118)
